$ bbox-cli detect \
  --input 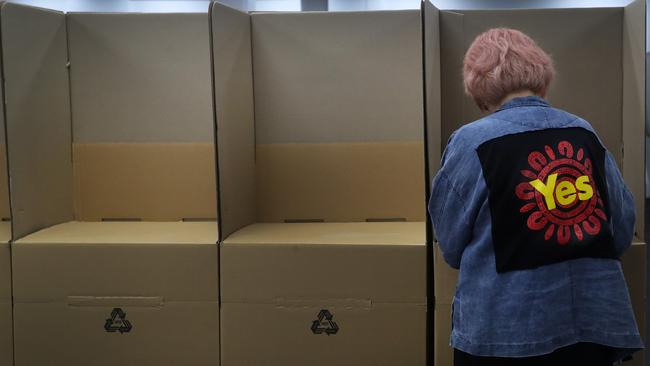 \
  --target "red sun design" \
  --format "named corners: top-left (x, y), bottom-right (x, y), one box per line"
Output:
top-left (515, 140), bottom-right (607, 245)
